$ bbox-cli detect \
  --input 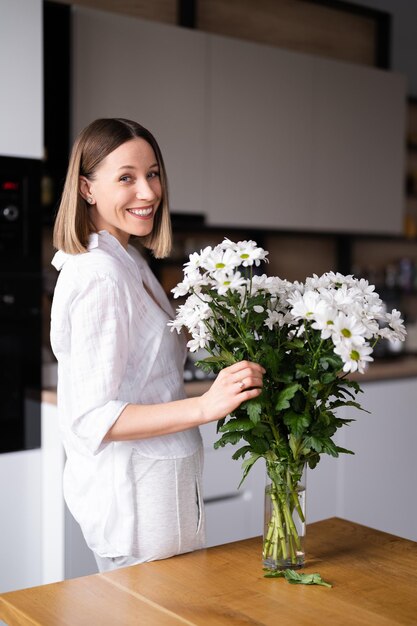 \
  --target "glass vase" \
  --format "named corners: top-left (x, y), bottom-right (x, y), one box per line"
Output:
top-left (262, 464), bottom-right (306, 570)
